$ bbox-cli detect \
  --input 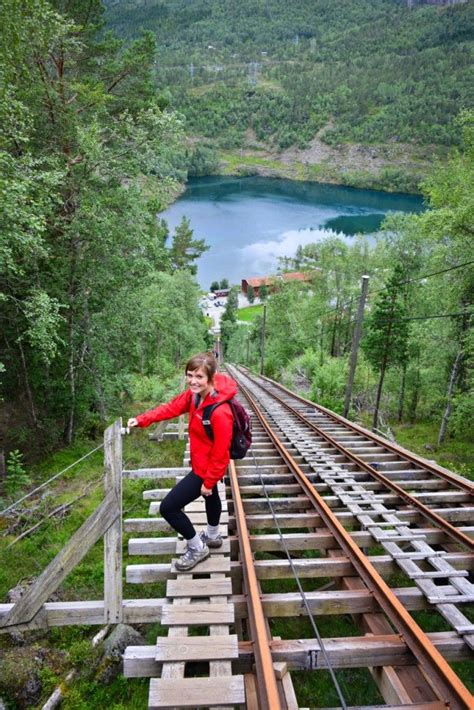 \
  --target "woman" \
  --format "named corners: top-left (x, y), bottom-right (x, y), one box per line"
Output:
top-left (128, 352), bottom-right (236, 571)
